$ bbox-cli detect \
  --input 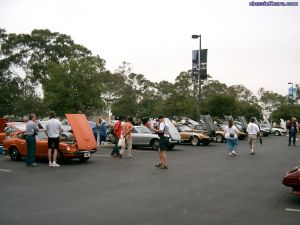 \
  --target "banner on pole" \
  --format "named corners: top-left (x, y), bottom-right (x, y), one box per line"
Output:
top-left (192, 49), bottom-right (208, 80)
